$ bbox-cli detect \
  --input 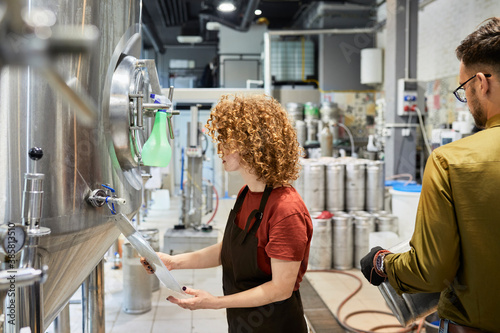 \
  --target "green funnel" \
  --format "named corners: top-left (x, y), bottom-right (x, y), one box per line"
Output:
top-left (142, 110), bottom-right (172, 167)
